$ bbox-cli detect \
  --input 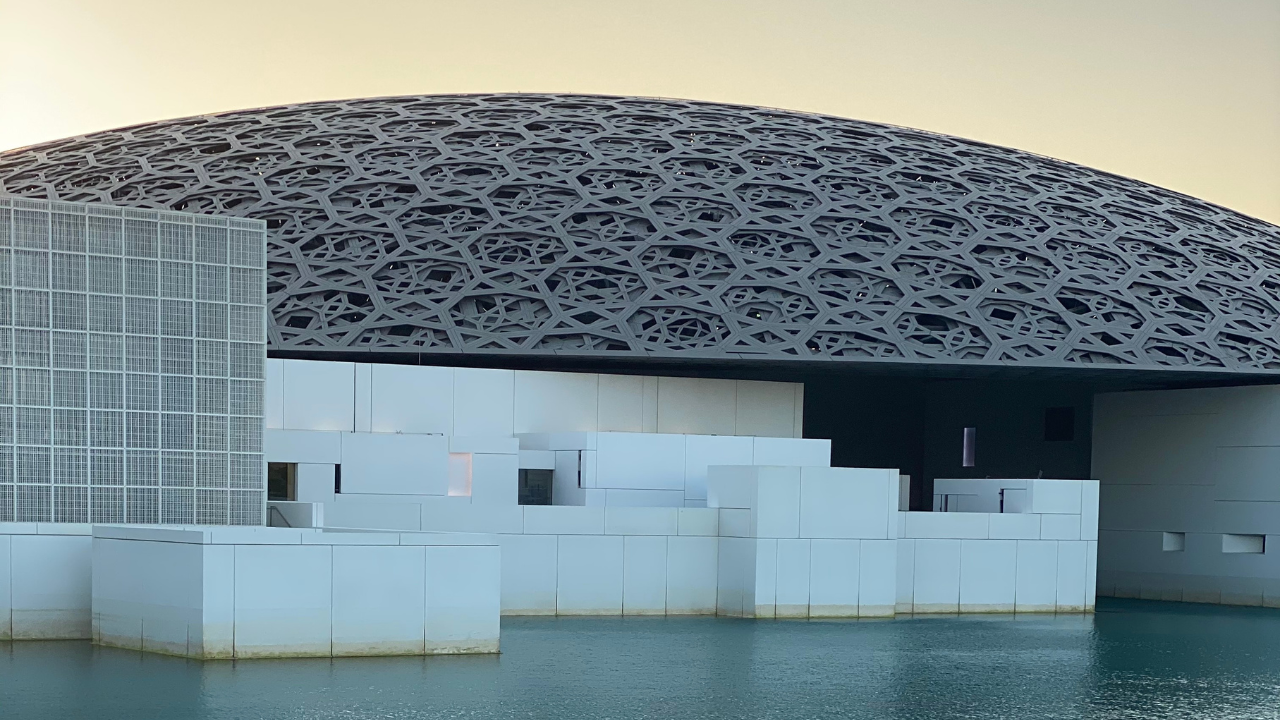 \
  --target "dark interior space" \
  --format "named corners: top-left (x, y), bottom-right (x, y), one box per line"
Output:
top-left (803, 375), bottom-right (1098, 510)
